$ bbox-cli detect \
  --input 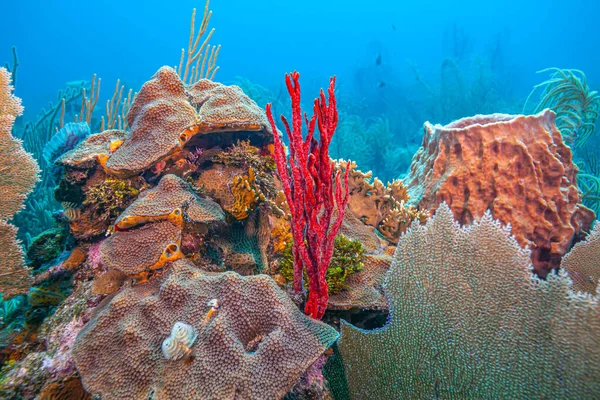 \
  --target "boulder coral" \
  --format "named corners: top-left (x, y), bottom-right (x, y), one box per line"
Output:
top-left (403, 110), bottom-right (595, 276)
top-left (100, 221), bottom-right (183, 275)
top-left (115, 174), bottom-right (224, 230)
top-left (72, 259), bottom-right (339, 400)
top-left (100, 66), bottom-right (273, 177)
